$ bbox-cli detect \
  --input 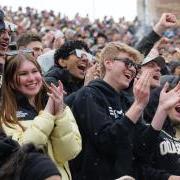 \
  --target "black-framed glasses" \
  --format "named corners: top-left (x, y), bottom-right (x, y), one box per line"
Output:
top-left (113, 57), bottom-right (140, 71)
top-left (113, 57), bottom-right (141, 78)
